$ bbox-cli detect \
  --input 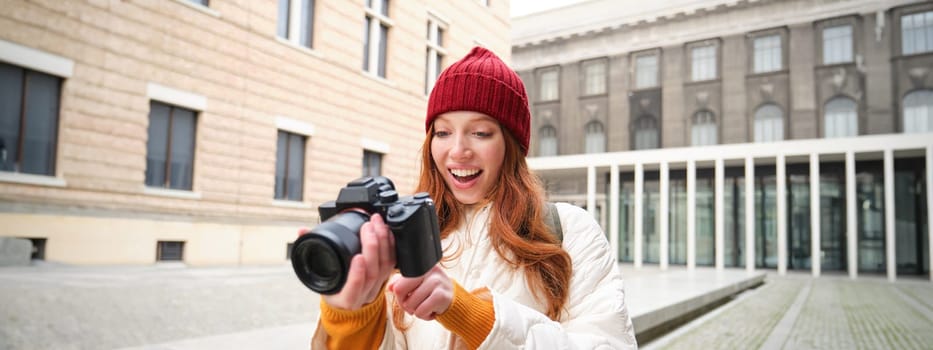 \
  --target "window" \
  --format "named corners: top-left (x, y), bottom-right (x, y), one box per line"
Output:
top-left (187, 0), bottom-right (208, 6)
top-left (691, 45), bottom-right (717, 81)
top-left (633, 115), bottom-right (659, 150)
top-left (584, 121), bottom-right (605, 153)
top-left (277, 0), bottom-right (315, 48)
top-left (635, 54), bottom-right (659, 88)
top-left (275, 131), bottom-right (306, 201)
top-left (363, 0), bottom-right (391, 78)
top-left (0, 62), bottom-right (61, 176)
top-left (902, 10), bottom-right (933, 55)
top-left (157, 241), bottom-right (184, 261)
top-left (146, 101), bottom-right (197, 190)
top-left (753, 34), bottom-right (782, 73)
top-left (425, 15), bottom-right (447, 95)
top-left (582, 60), bottom-right (607, 96)
top-left (823, 25), bottom-right (853, 64)
top-left (363, 150), bottom-right (383, 177)
top-left (824, 97), bottom-right (858, 138)
top-left (538, 68), bottom-right (559, 101)
top-left (691, 110), bottom-right (718, 146)
top-left (753, 104), bottom-right (784, 142)
top-left (539, 125), bottom-right (558, 156)
top-left (903, 89), bottom-right (933, 133)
